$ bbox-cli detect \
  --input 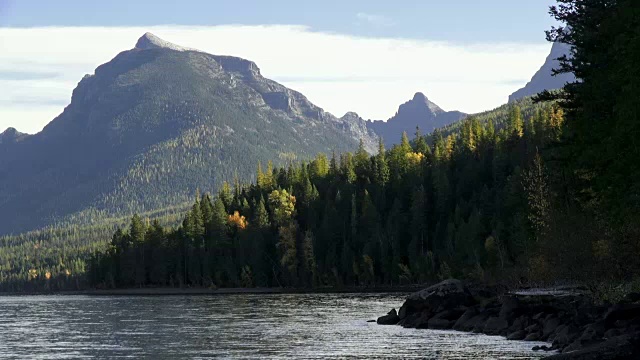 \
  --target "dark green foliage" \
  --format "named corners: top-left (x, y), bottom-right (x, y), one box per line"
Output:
top-left (85, 102), bottom-right (568, 289)
top-left (5, 4), bottom-right (640, 290)
top-left (543, 0), bottom-right (640, 214)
